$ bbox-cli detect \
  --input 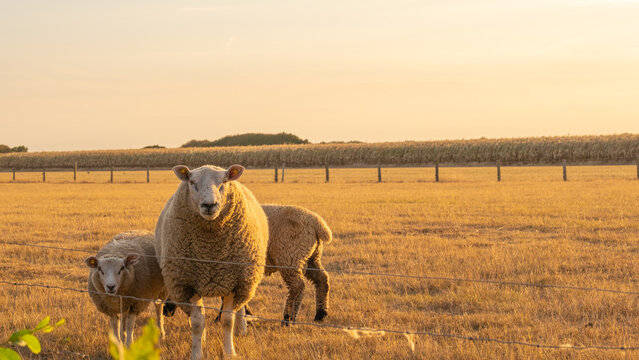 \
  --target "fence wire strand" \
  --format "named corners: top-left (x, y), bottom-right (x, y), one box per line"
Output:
top-left (2, 240), bottom-right (639, 296)
top-left (1, 279), bottom-right (637, 352)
